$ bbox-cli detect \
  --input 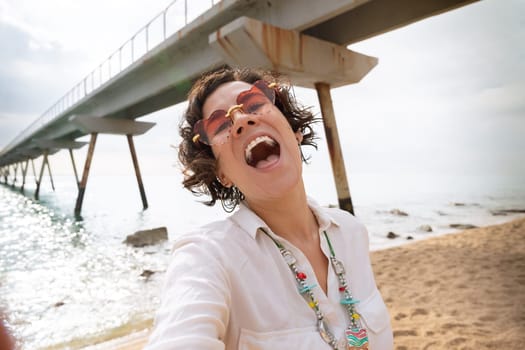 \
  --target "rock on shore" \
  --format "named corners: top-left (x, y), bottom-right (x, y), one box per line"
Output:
top-left (123, 227), bottom-right (168, 247)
